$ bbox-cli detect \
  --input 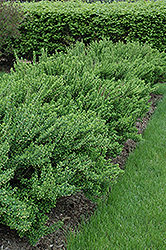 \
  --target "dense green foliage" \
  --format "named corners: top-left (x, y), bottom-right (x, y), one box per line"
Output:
top-left (0, 39), bottom-right (166, 244)
top-left (0, 0), bottom-right (24, 58)
top-left (5, 0), bottom-right (166, 60)
top-left (66, 82), bottom-right (166, 250)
